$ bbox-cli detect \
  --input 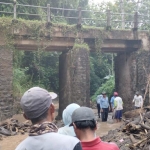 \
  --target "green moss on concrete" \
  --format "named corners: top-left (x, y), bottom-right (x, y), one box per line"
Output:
top-left (73, 42), bottom-right (89, 51)
top-left (0, 17), bottom-right (111, 53)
